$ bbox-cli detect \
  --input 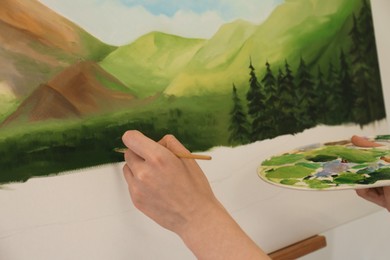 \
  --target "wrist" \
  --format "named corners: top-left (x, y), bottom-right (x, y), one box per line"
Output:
top-left (177, 198), bottom-right (224, 238)
top-left (177, 199), bottom-right (268, 259)
top-left (176, 197), bottom-right (224, 237)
